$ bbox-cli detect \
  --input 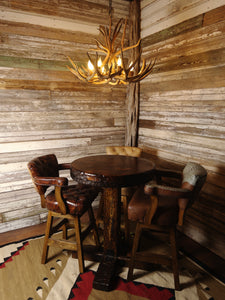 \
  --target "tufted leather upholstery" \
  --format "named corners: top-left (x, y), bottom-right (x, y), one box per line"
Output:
top-left (28, 154), bottom-right (99, 216)
top-left (45, 185), bottom-right (99, 216)
top-left (106, 146), bottom-right (142, 157)
top-left (27, 154), bottom-right (100, 273)
top-left (28, 154), bottom-right (59, 194)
